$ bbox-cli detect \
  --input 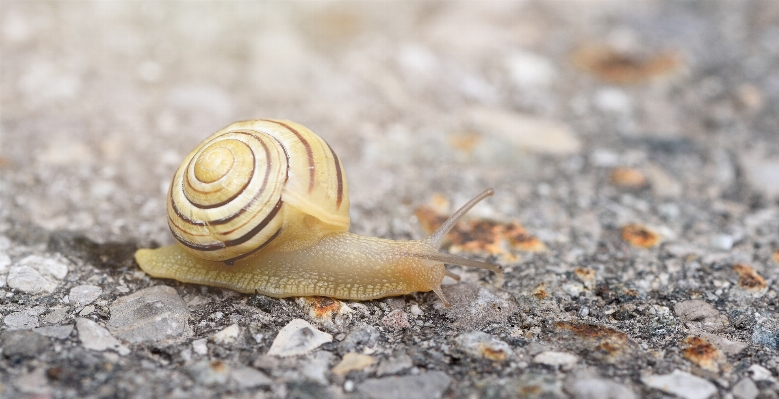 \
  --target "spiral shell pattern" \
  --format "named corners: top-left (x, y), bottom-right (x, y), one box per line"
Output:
top-left (167, 119), bottom-right (350, 263)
